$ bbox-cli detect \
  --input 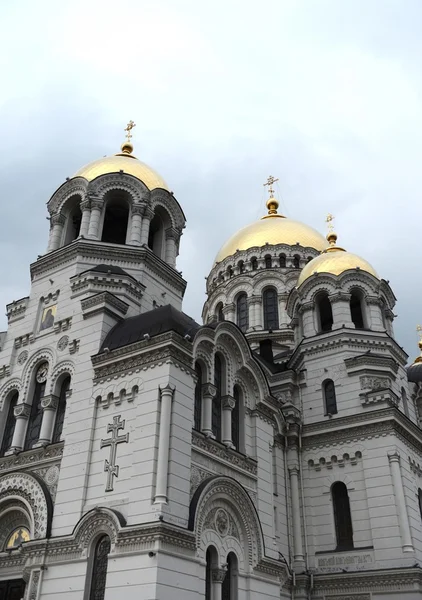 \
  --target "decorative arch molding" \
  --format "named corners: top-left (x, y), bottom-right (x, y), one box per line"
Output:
top-left (73, 507), bottom-right (126, 555)
top-left (189, 476), bottom-right (265, 568)
top-left (150, 190), bottom-right (186, 231)
top-left (21, 348), bottom-right (56, 399)
top-left (253, 278), bottom-right (287, 295)
top-left (88, 173), bottom-right (149, 203)
top-left (48, 360), bottom-right (75, 395)
top-left (0, 378), bottom-right (21, 410)
top-left (48, 178), bottom-right (89, 215)
top-left (322, 472), bottom-right (356, 496)
top-left (226, 281), bottom-right (254, 304)
top-left (0, 471), bottom-right (53, 538)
